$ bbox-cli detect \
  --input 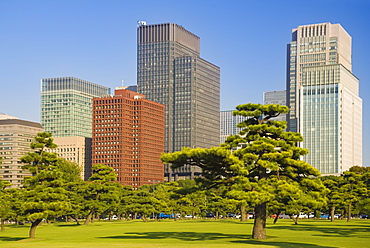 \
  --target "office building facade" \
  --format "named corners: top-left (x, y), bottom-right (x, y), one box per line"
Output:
top-left (0, 114), bottom-right (44, 188)
top-left (263, 90), bottom-right (287, 122)
top-left (92, 87), bottom-right (165, 189)
top-left (137, 23), bottom-right (220, 180)
top-left (41, 77), bottom-right (110, 138)
top-left (220, 110), bottom-right (248, 144)
top-left (47, 136), bottom-right (92, 180)
top-left (286, 23), bottom-right (362, 174)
